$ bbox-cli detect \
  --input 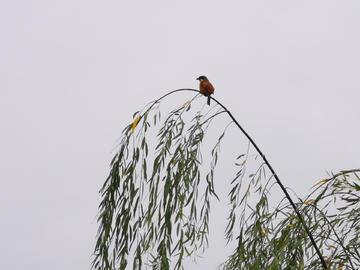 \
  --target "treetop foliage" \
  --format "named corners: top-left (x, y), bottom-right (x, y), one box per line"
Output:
top-left (92, 89), bottom-right (360, 270)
